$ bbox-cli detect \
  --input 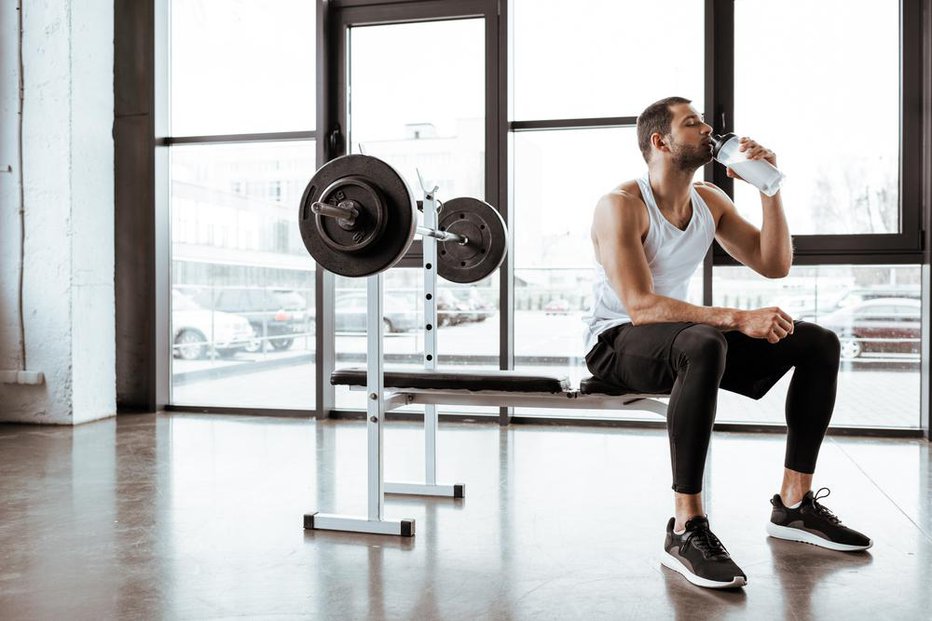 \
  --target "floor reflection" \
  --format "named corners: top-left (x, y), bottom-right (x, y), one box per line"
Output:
top-left (767, 538), bottom-right (873, 621)
top-left (661, 568), bottom-right (747, 619)
top-left (0, 413), bottom-right (929, 620)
